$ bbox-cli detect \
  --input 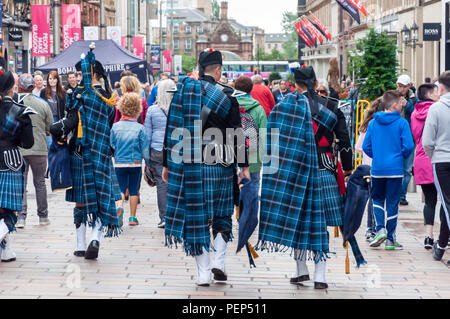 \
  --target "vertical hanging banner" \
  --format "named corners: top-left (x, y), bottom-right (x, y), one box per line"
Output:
top-left (174, 55), bottom-right (182, 75)
top-left (121, 36), bottom-right (127, 48)
top-left (31, 5), bottom-right (51, 57)
top-left (150, 45), bottom-right (161, 71)
top-left (84, 27), bottom-right (99, 41)
top-left (133, 36), bottom-right (145, 59)
top-left (335, 0), bottom-right (361, 24)
top-left (62, 4), bottom-right (81, 50)
top-left (107, 26), bottom-right (122, 45)
top-left (163, 50), bottom-right (172, 73)
top-left (308, 13), bottom-right (332, 41)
